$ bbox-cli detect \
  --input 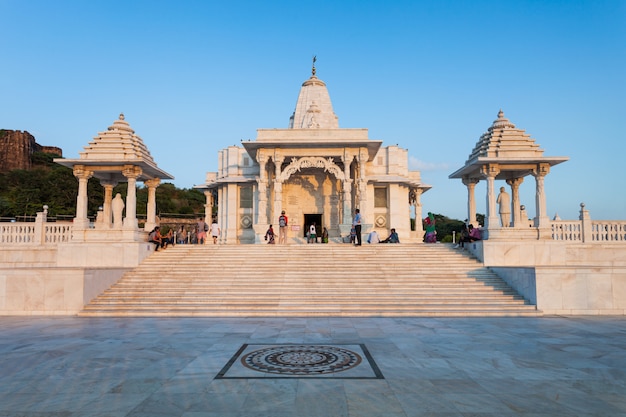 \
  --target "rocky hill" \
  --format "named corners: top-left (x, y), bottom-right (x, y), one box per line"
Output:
top-left (0, 129), bottom-right (63, 172)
